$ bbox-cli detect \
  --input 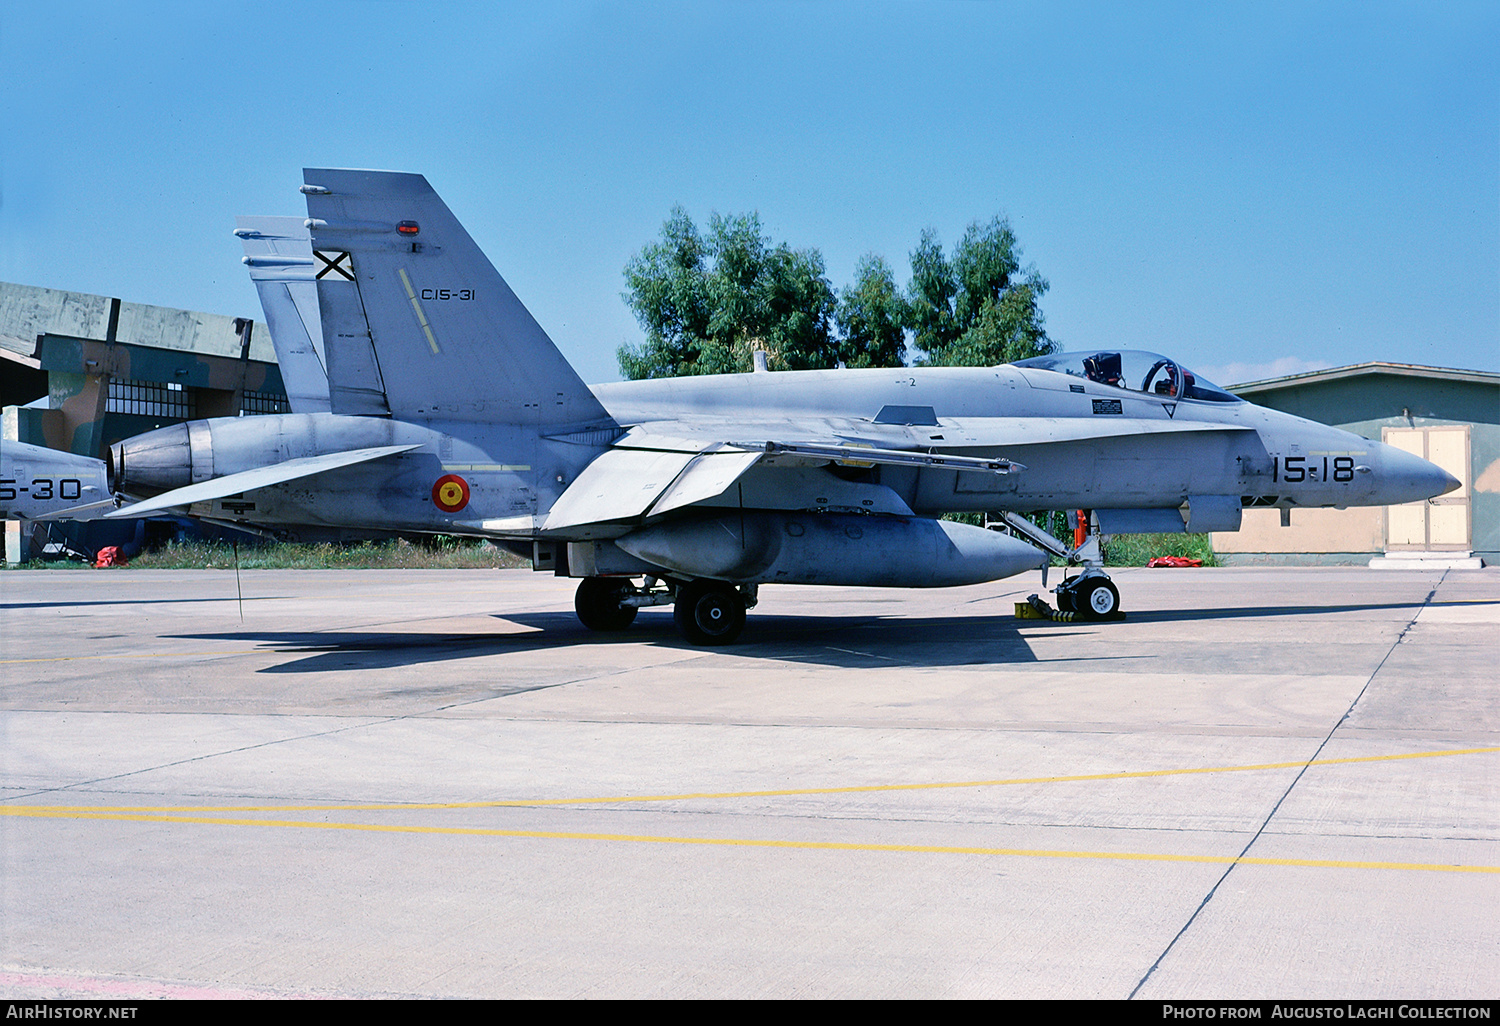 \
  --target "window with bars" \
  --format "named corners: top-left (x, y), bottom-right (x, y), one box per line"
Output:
top-left (240, 390), bottom-right (290, 415)
top-left (105, 380), bottom-right (291, 418)
top-left (106, 380), bottom-right (196, 418)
